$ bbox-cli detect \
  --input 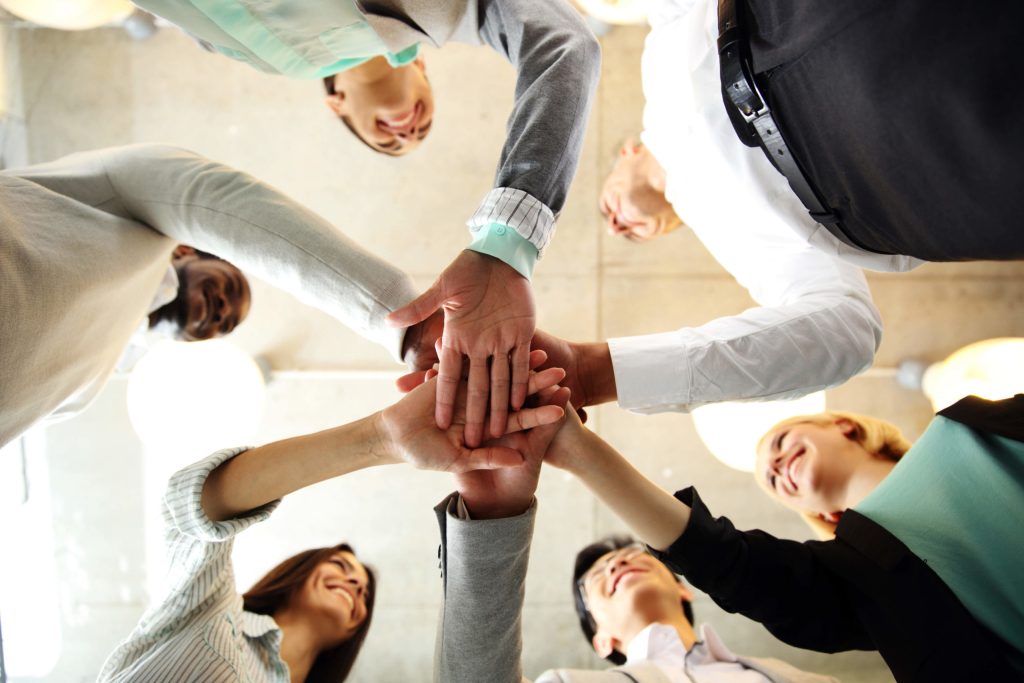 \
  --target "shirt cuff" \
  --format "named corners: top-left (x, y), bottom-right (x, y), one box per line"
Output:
top-left (466, 222), bottom-right (539, 280)
top-left (608, 332), bottom-right (693, 413)
top-left (468, 187), bottom-right (555, 255)
top-left (164, 446), bottom-right (281, 542)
